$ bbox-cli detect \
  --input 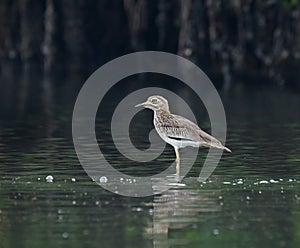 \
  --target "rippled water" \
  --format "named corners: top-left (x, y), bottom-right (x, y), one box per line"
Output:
top-left (0, 68), bottom-right (300, 247)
